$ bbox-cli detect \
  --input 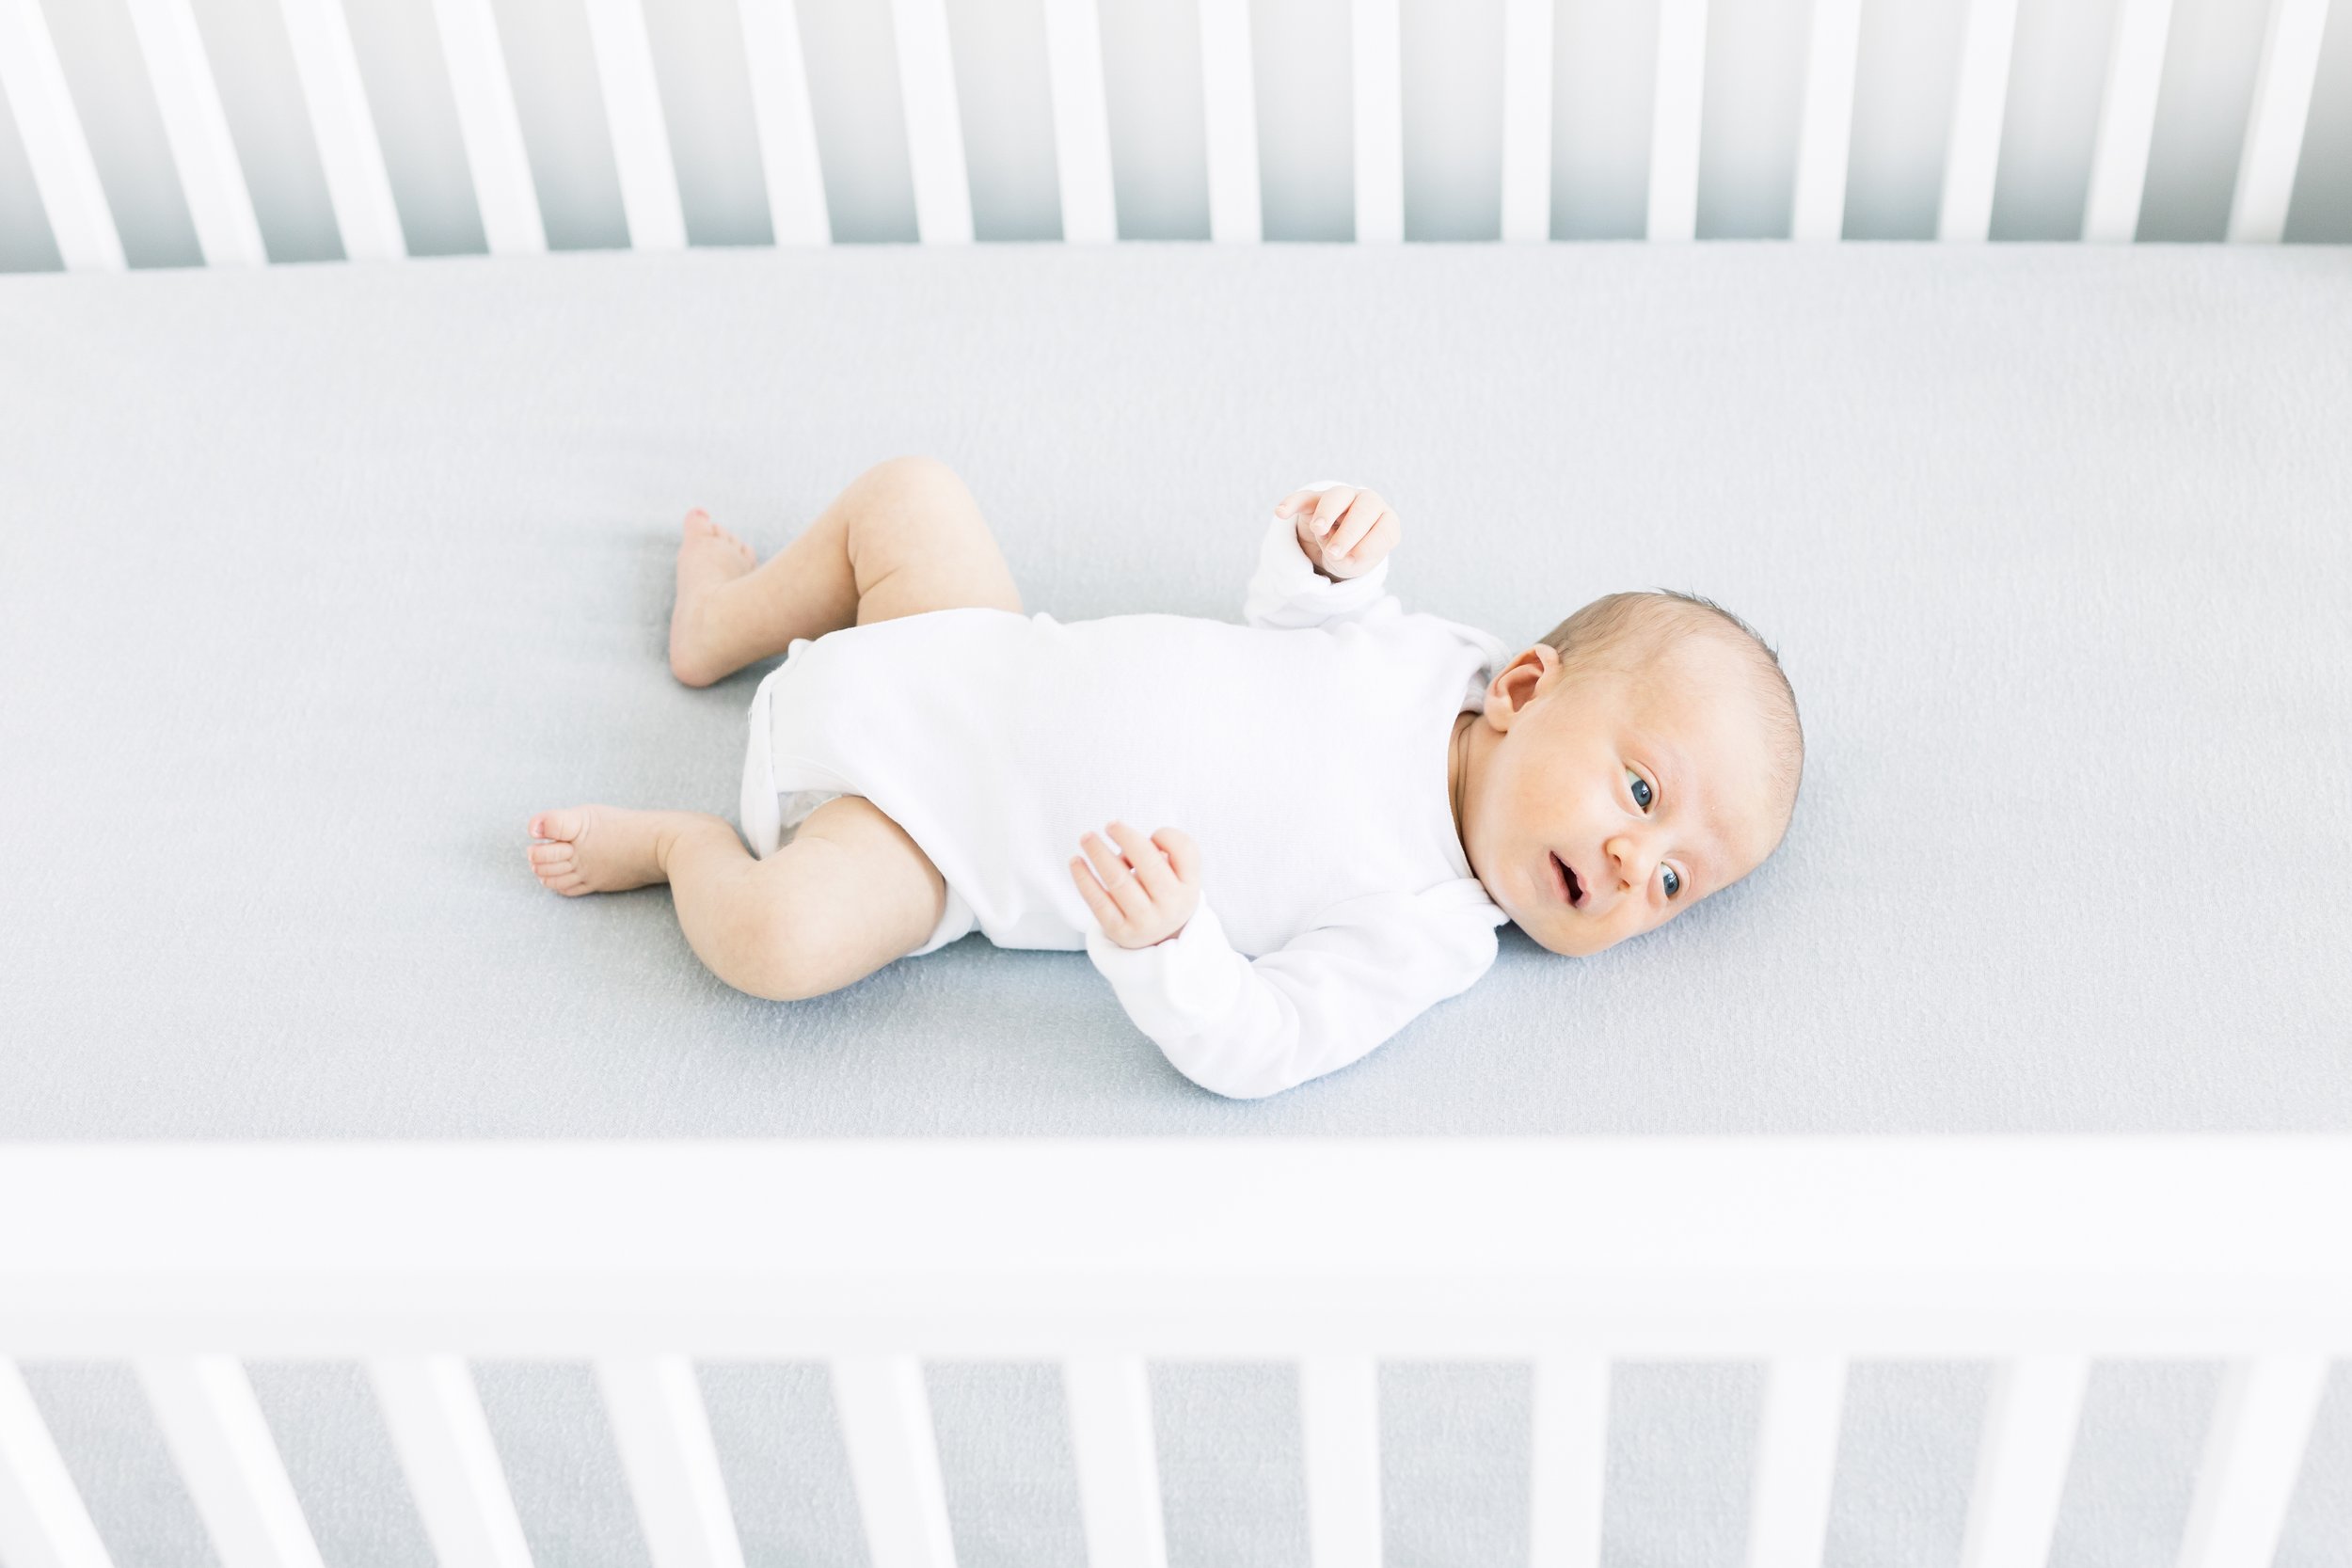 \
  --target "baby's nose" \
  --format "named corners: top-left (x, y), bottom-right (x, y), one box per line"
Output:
top-left (1606, 833), bottom-right (1657, 893)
